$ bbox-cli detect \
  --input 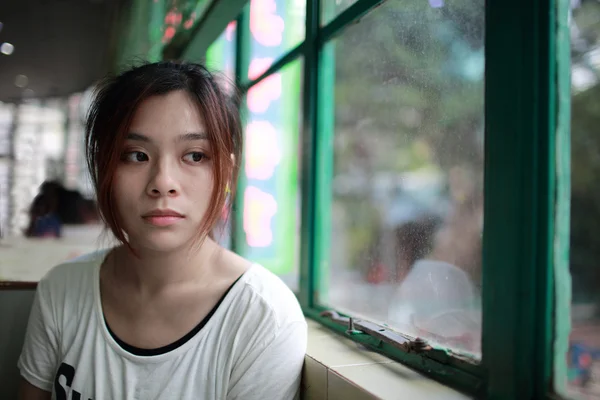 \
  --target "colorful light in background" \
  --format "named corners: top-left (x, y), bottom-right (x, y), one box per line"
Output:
top-left (161, 0), bottom-right (209, 42)
top-left (203, 1), bottom-right (303, 284)
top-left (245, 121), bottom-right (282, 180)
top-left (225, 21), bottom-right (236, 42)
top-left (247, 59), bottom-right (282, 113)
top-left (1, 42), bottom-right (14, 56)
top-left (145, 0), bottom-right (208, 62)
top-left (235, 0), bottom-right (304, 285)
top-left (249, 0), bottom-right (285, 47)
top-left (243, 186), bottom-right (278, 247)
